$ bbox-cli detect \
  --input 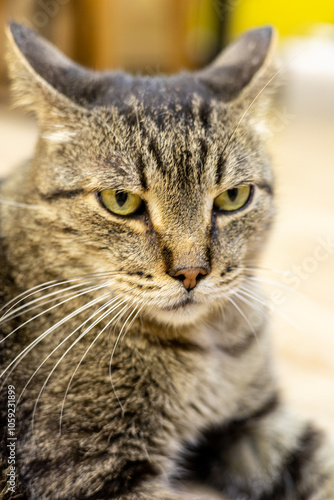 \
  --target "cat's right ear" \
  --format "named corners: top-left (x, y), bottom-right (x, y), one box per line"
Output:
top-left (5, 22), bottom-right (93, 122)
top-left (198, 26), bottom-right (278, 103)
